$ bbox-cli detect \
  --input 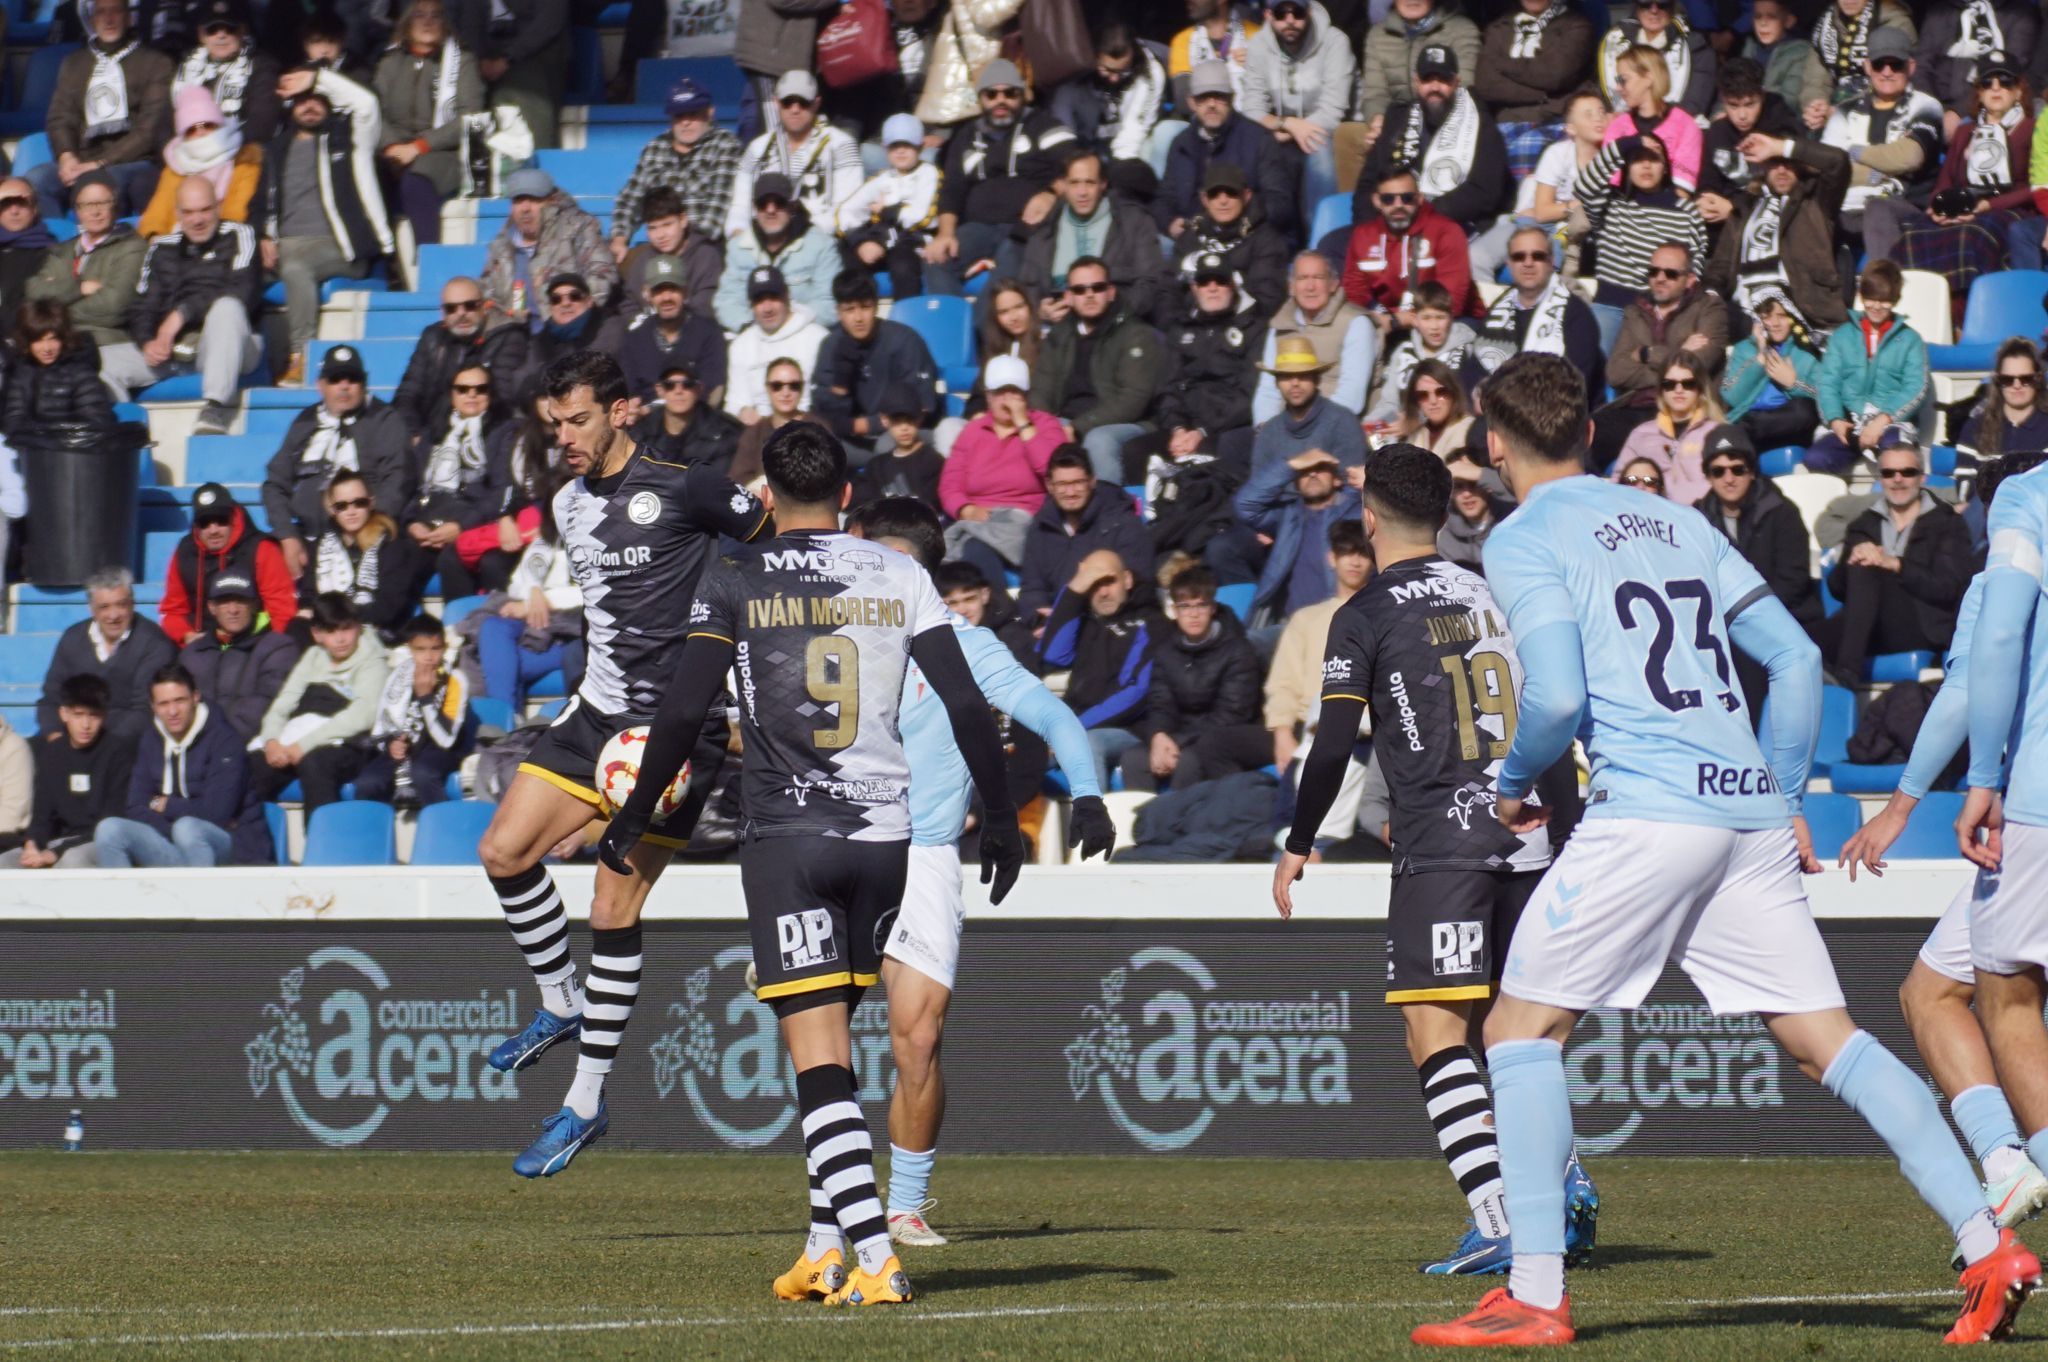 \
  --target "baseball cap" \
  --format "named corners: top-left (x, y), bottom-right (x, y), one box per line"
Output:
top-left (877, 382), bottom-right (925, 419)
top-left (1202, 160), bottom-right (1248, 194)
top-left (320, 344), bottom-right (366, 382)
top-left (753, 171), bottom-right (796, 205)
top-left (665, 76), bottom-right (713, 118)
top-left (1287, 448), bottom-right (1341, 473)
top-left (881, 112), bottom-right (925, 147)
top-left (545, 271), bottom-right (590, 298)
top-left (657, 358), bottom-right (699, 385)
top-left (1867, 27), bottom-right (1912, 61)
top-left (1702, 426), bottom-right (1757, 463)
top-left (747, 266), bottom-right (789, 301)
top-left (197, 0), bottom-right (247, 28)
top-left (504, 167), bottom-right (554, 200)
top-left (774, 69), bottom-right (820, 102)
top-left (1417, 44), bottom-right (1458, 80)
top-left (207, 572), bottom-right (257, 602)
top-left (1980, 50), bottom-right (2021, 81)
top-left (645, 255), bottom-right (685, 290)
top-left (191, 482), bottom-right (235, 521)
top-left (977, 58), bottom-right (1025, 94)
top-left (1188, 60), bottom-right (1233, 98)
top-left (1190, 252), bottom-right (1233, 284)
top-left (983, 354), bottom-right (1029, 393)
